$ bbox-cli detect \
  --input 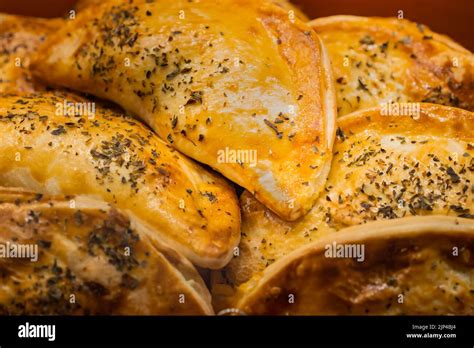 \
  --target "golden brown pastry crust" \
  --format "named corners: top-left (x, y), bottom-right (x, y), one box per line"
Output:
top-left (0, 91), bottom-right (240, 269)
top-left (310, 15), bottom-right (474, 116)
top-left (237, 216), bottom-right (474, 315)
top-left (0, 14), bottom-right (61, 93)
top-left (0, 187), bottom-right (213, 315)
top-left (31, 0), bottom-right (336, 221)
top-left (212, 103), bottom-right (474, 310)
